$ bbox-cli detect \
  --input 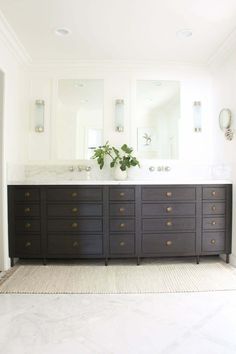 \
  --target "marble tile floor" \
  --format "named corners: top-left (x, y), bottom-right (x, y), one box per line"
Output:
top-left (0, 291), bottom-right (236, 354)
